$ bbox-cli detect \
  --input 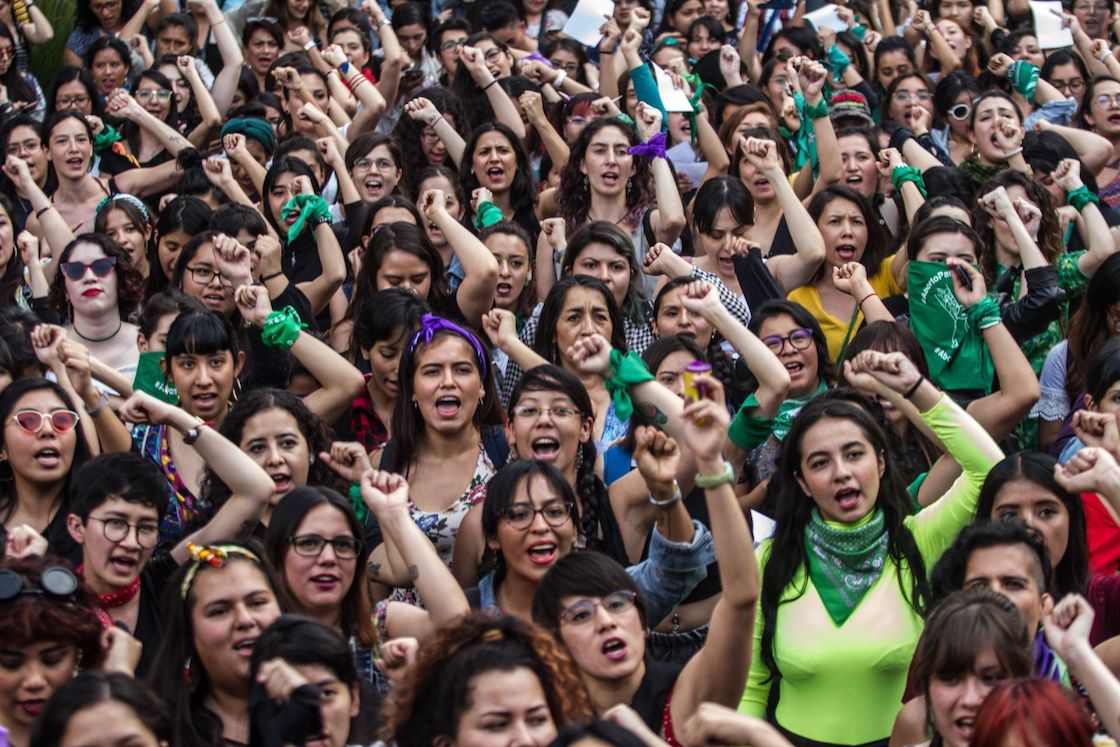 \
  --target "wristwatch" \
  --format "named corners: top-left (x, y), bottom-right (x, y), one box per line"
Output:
top-left (182, 418), bottom-right (206, 445)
